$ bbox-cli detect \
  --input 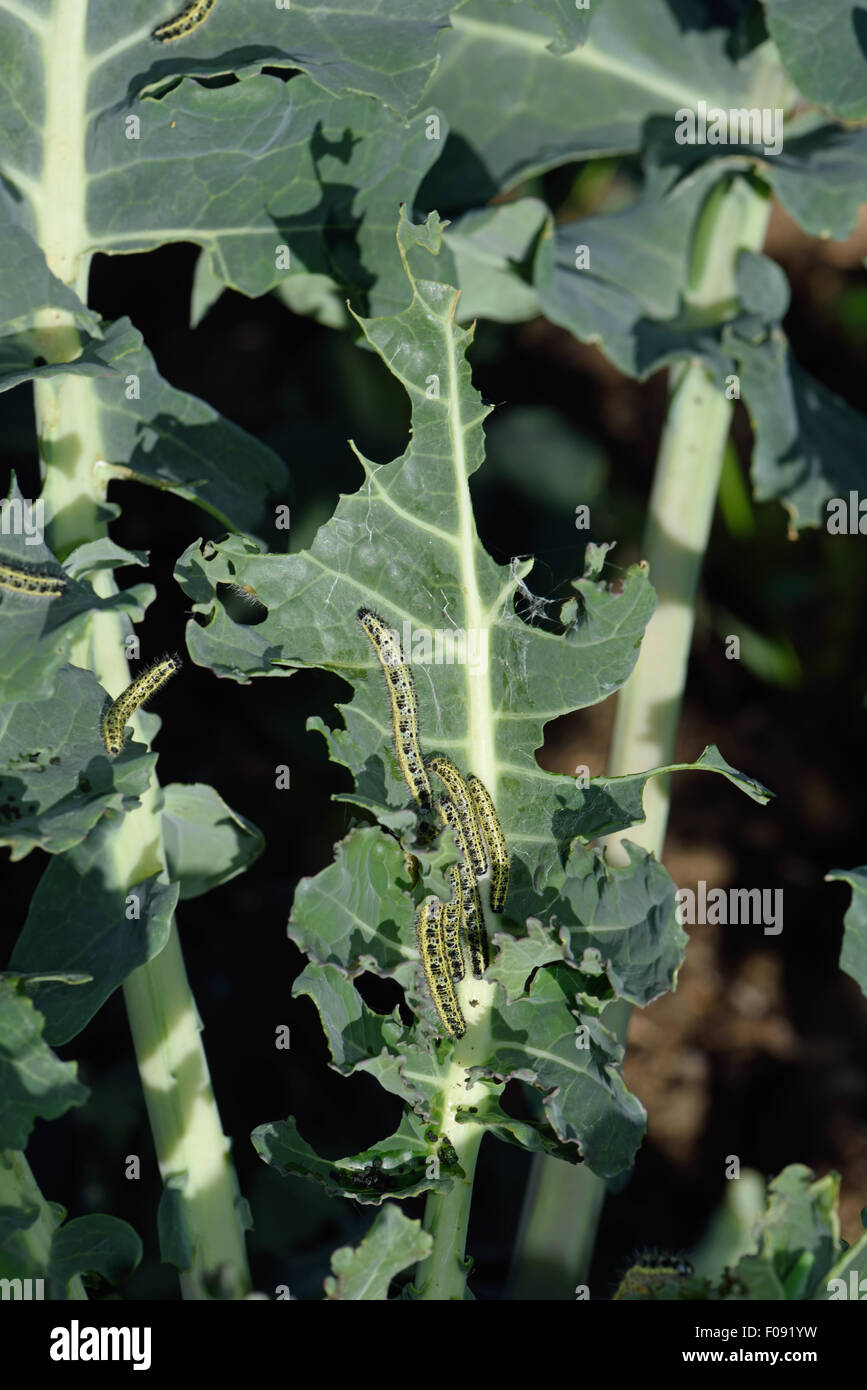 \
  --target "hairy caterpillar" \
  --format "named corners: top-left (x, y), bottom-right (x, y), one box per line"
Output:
top-left (427, 754), bottom-right (488, 878)
top-left (101, 655), bottom-right (181, 757)
top-left (152, 0), bottom-right (216, 42)
top-left (415, 896), bottom-right (465, 1040)
top-left (467, 775), bottom-right (510, 914)
top-left (441, 878), bottom-right (465, 982)
top-left (438, 796), bottom-right (488, 978)
top-left (357, 608), bottom-right (432, 810)
top-left (612, 1251), bottom-right (693, 1301)
top-left (0, 558), bottom-right (67, 598)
